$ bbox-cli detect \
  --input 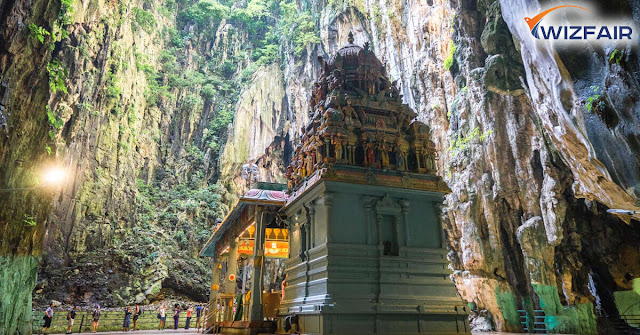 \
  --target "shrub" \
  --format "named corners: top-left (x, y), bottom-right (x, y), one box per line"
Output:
top-left (221, 60), bottom-right (236, 77)
top-left (201, 84), bottom-right (216, 101)
top-left (584, 86), bottom-right (602, 113)
top-left (105, 71), bottom-right (121, 101)
top-left (444, 41), bottom-right (456, 71)
top-left (46, 105), bottom-right (64, 139)
top-left (253, 44), bottom-right (279, 65)
top-left (46, 59), bottom-right (68, 94)
top-left (609, 49), bottom-right (623, 65)
top-left (28, 23), bottom-right (50, 44)
top-left (178, 0), bottom-right (228, 28)
top-left (132, 7), bottom-right (156, 34)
